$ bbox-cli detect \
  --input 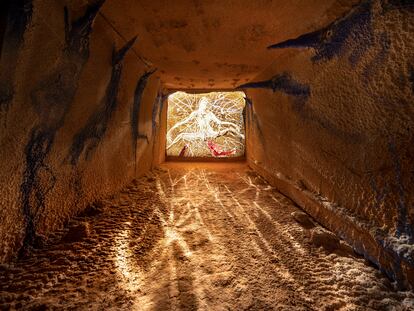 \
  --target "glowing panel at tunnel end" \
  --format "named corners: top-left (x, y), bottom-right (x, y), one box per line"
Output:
top-left (166, 91), bottom-right (246, 158)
